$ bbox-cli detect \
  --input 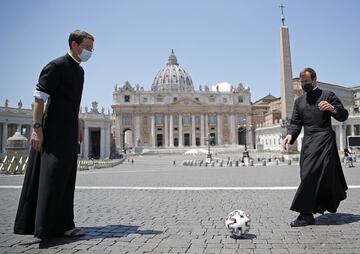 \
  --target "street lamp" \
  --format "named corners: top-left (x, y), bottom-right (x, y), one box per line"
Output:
top-left (237, 124), bottom-right (249, 161)
top-left (204, 133), bottom-right (213, 160)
